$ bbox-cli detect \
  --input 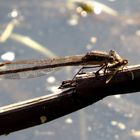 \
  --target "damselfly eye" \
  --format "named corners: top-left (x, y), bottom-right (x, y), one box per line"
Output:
top-left (123, 60), bottom-right (128, 64)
